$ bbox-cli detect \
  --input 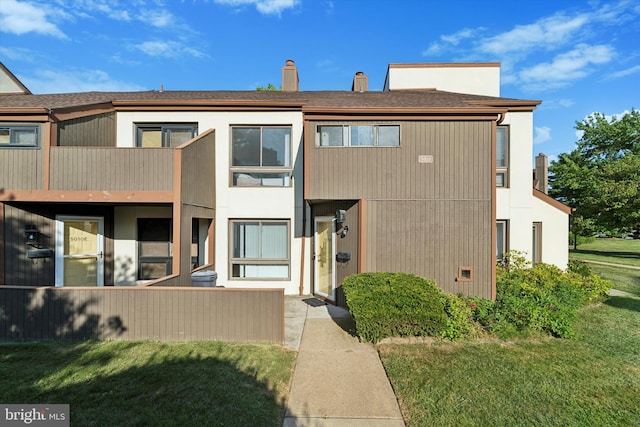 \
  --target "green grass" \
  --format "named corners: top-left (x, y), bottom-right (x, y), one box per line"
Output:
top-left (569, 237), bottom-right (640, 295)
top-left (570, 238), bottom-right (640, 267)
top-left (587, 263), bottom-right (640, 296)
top-left (379, 295), bottom-right (640, 427)
top-left (0, 341), bottom-right (296, 426)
